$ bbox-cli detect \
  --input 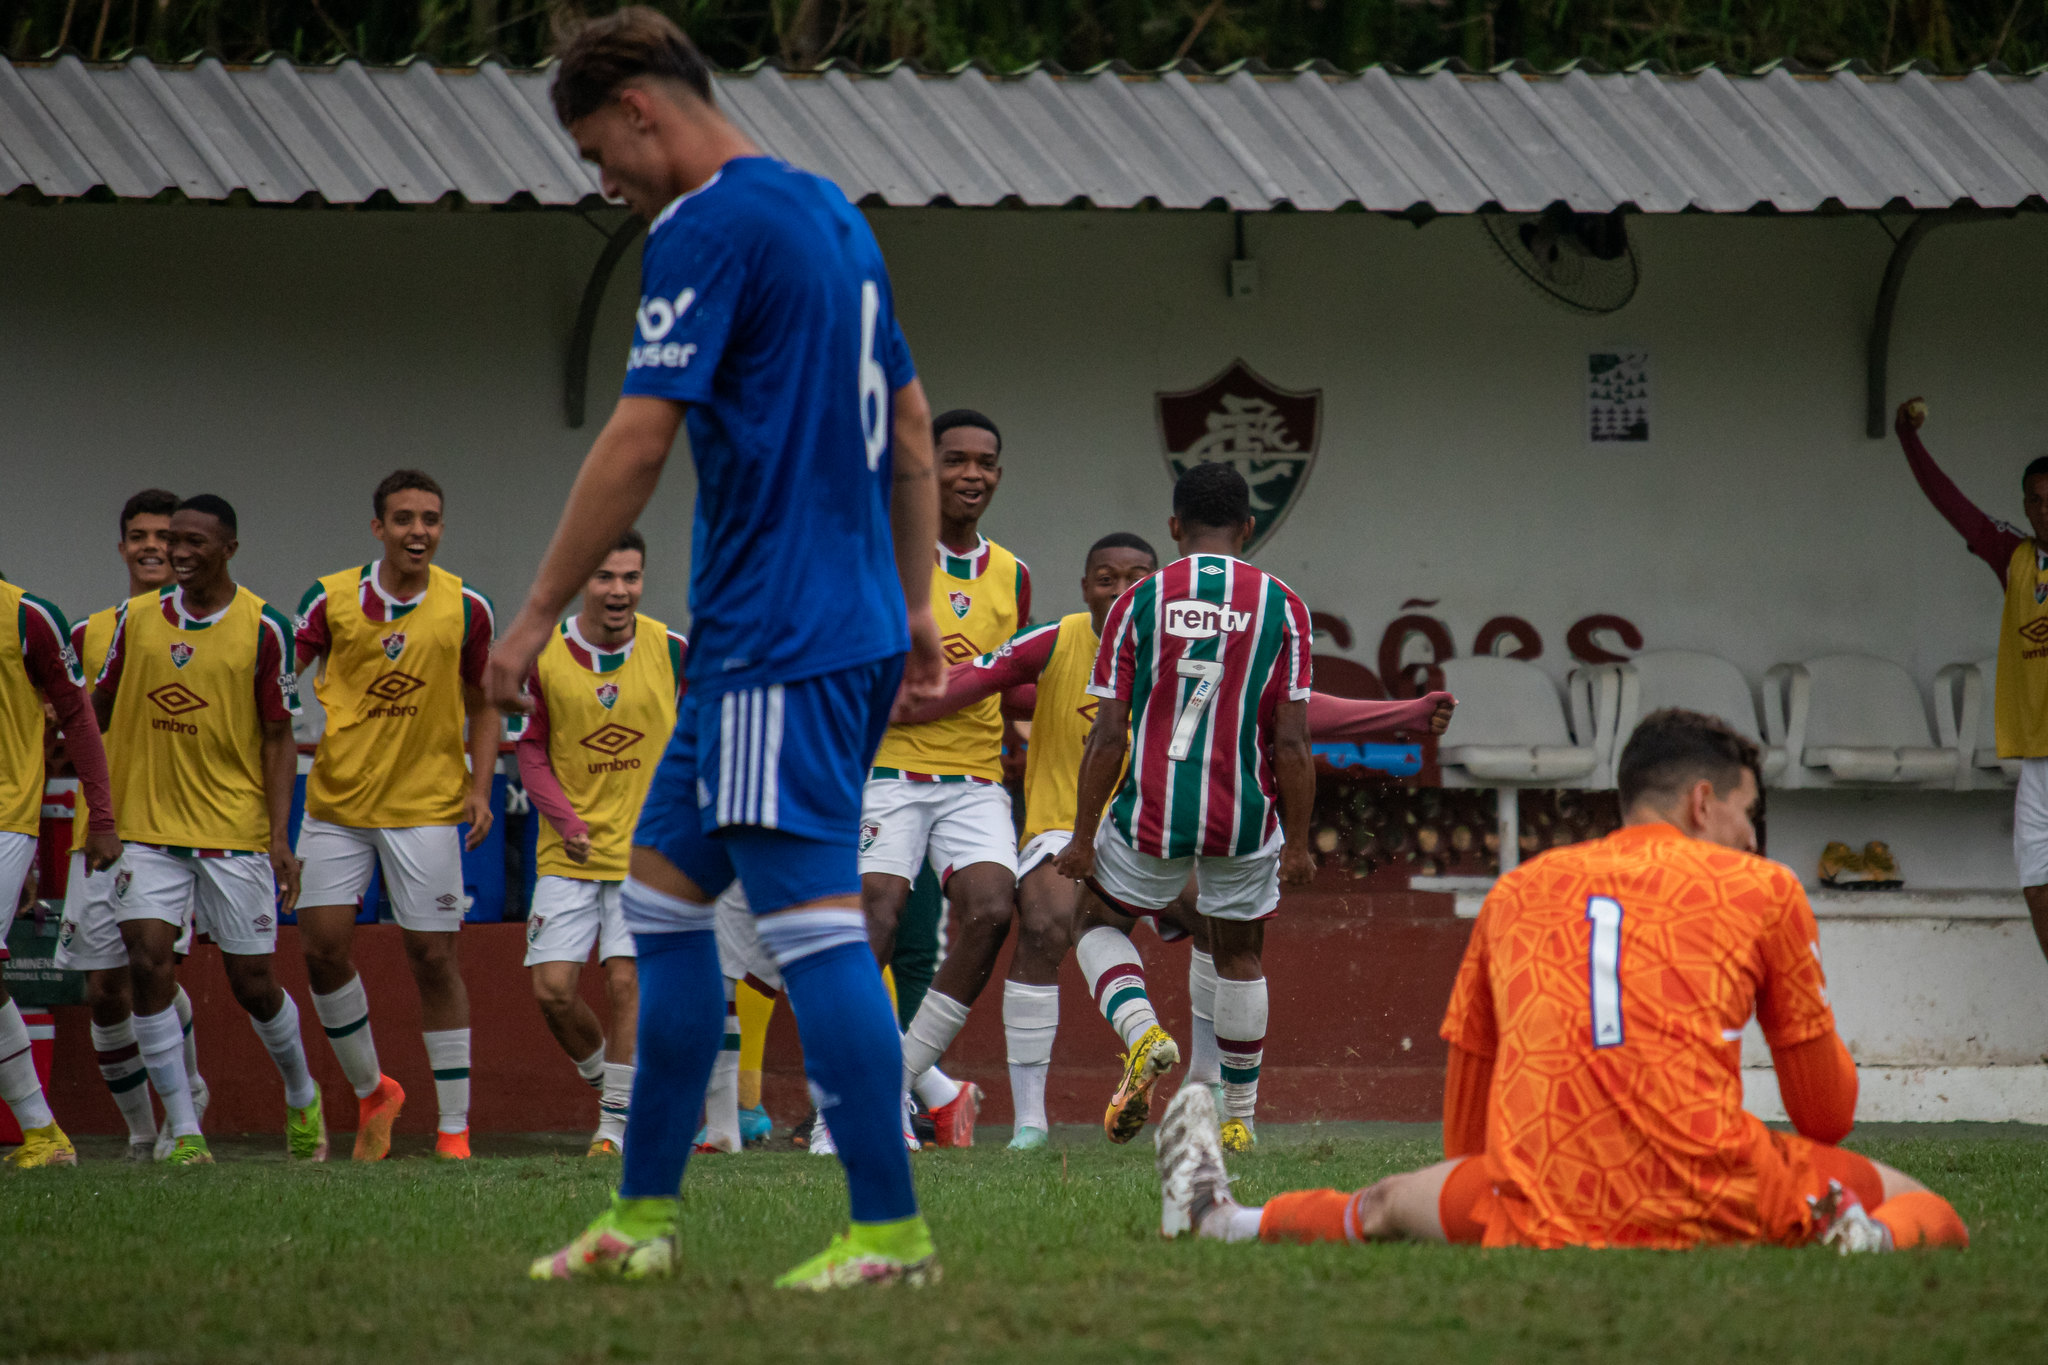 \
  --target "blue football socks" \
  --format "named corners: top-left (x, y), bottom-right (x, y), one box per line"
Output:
top-left (618, 929), bottom-right (724, 1200)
